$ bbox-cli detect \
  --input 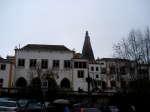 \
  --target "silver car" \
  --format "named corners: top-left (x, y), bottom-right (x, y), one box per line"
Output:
top-left (109, 106), bottom-right (119, 112)
top-left (0, 100), bottom-right (22, 112)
